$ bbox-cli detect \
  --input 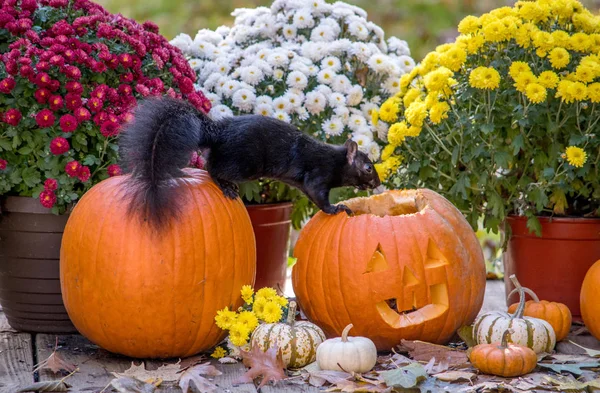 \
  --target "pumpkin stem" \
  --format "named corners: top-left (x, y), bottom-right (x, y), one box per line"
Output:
top-left (507, 287), bottom-right (540, 303)
top-left (341, 324), bottom-right (353, 342)
top-left (286, 301), bottom-right (297, 326)
top-left (509, 274), bottom-right (527, 319)
top-left (500, 329), bottom-right (514, 349)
